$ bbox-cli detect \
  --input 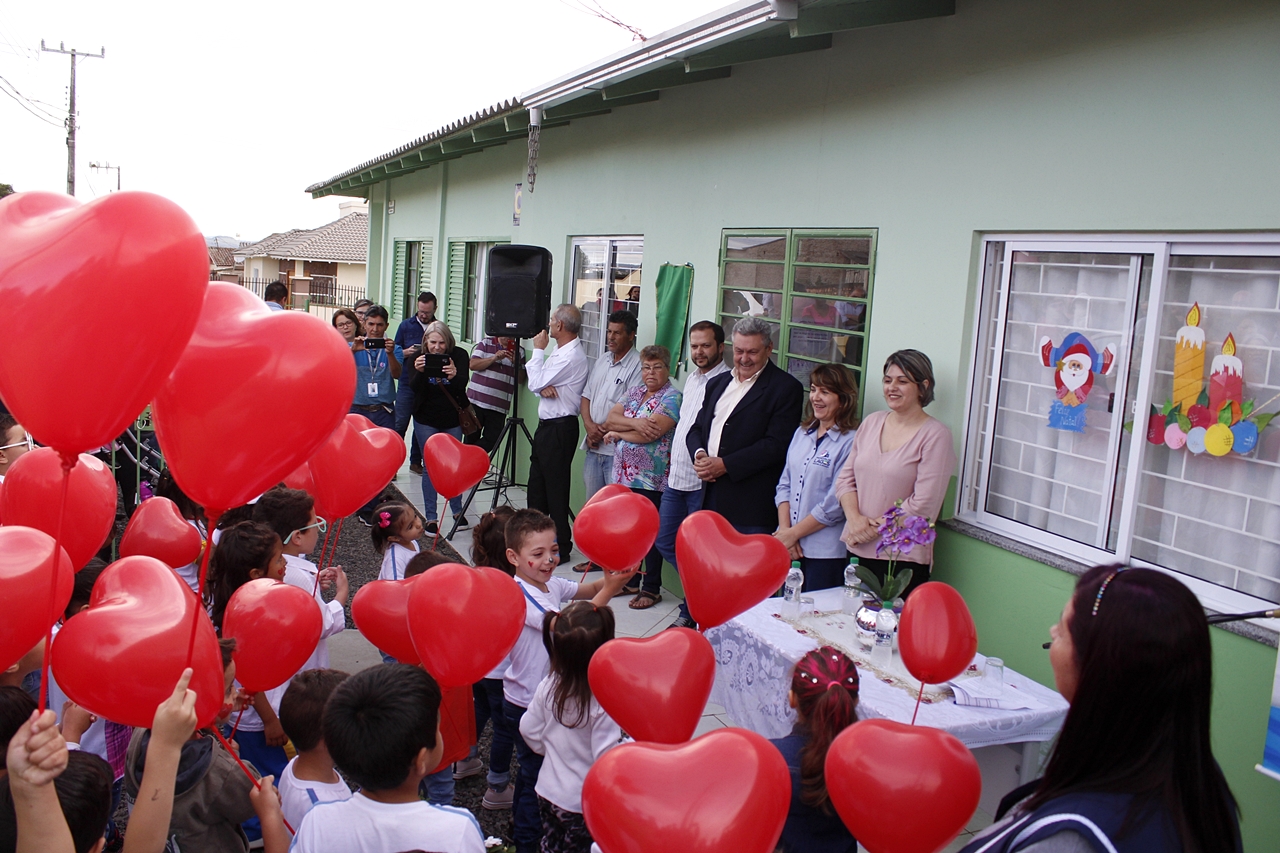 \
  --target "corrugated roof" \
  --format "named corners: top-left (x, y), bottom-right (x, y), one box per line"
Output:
top-left (237, 213), bottom-right (368, 263)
